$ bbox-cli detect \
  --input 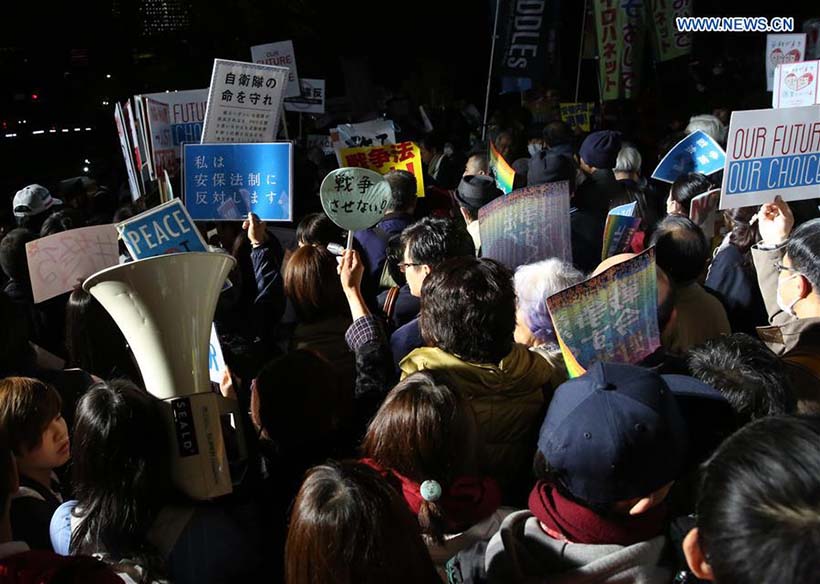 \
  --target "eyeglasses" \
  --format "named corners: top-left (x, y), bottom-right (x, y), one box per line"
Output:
top-left (398, 262), bottom-right (422, 273)
top-left (775, 261), bottom-right (800, 275)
